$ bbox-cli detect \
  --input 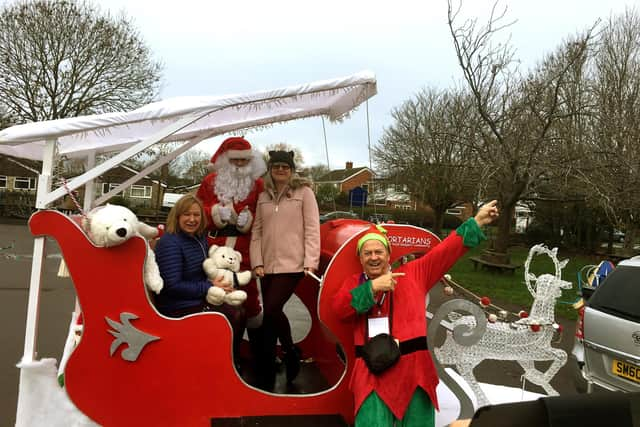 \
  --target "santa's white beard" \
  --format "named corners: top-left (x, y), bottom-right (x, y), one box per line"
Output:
top-left (214, 165), bottom-right (255, 204)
